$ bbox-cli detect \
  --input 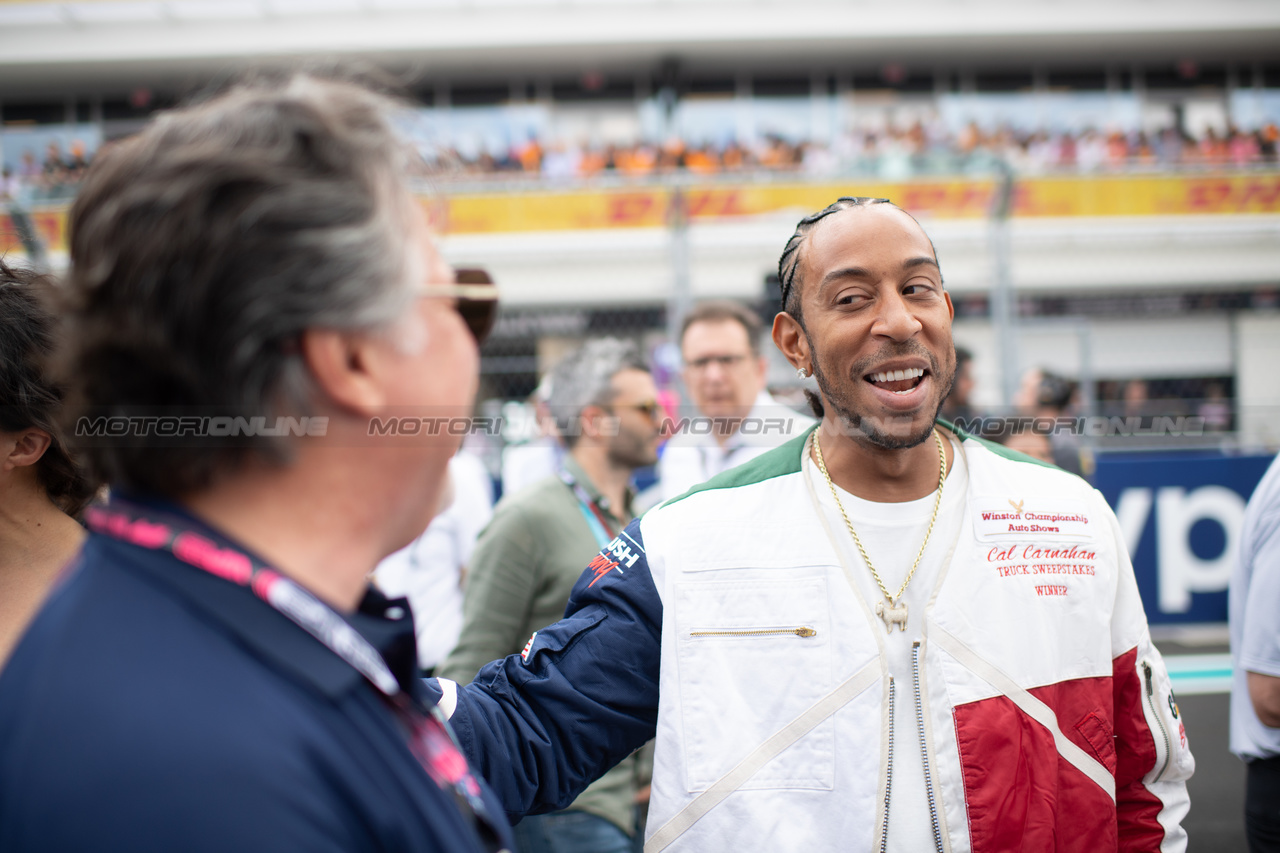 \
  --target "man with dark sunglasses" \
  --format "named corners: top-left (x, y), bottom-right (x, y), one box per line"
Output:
top-left (439, 338), bottom-right (662, 853)
top-left (450, 267), bottom-right (500, 342)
